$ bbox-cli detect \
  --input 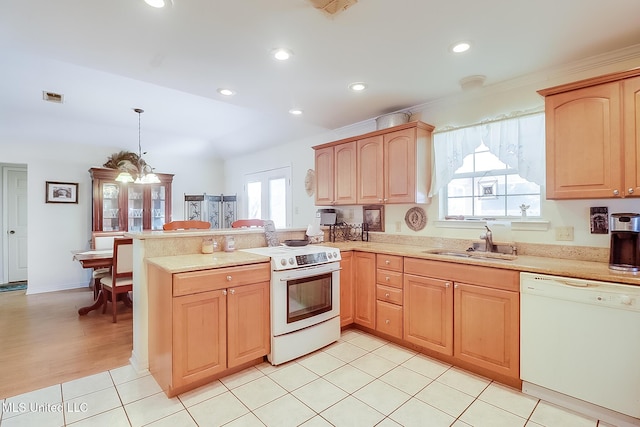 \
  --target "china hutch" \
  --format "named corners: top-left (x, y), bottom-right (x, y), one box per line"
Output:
top-left (90, 167), bottom-right (174, 232)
